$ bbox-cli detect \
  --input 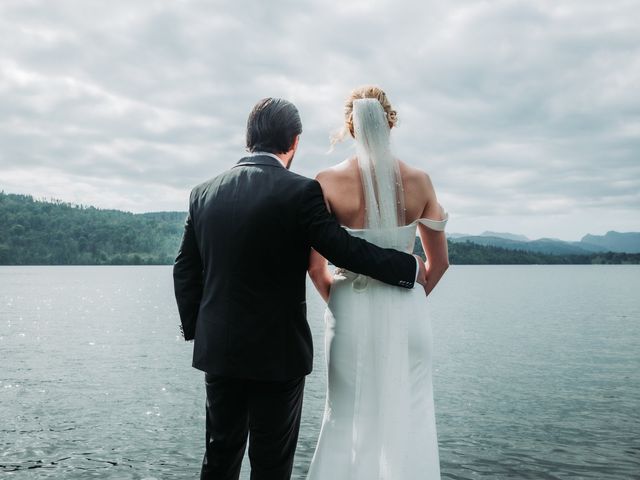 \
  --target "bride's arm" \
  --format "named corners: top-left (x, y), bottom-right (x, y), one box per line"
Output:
top-left (307, 171), bottom-right (334, 302)
top-left (308, 248), bottom-right (332, 303)
top-left (418, 173), bottom-right (449, 296)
